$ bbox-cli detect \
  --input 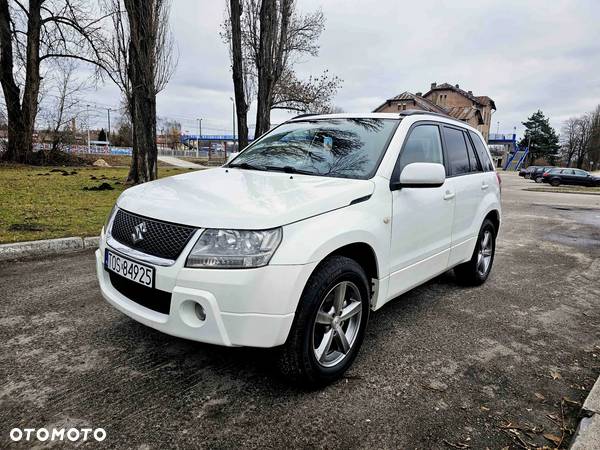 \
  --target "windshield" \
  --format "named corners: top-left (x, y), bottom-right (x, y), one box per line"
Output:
top-left (229, 118), bottom-right (399, 179)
